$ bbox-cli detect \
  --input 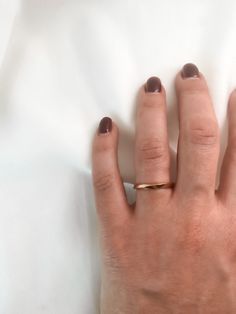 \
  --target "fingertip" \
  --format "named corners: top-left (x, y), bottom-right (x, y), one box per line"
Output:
top-left (138, 77), bottom-right (166, 106)
top-left (175, 64), bottom-right (208, 94)
top-left (145, 76), bottom-right (162, 93)
top-left (97, 116), bottom-right (113, 135)
top-left (93, 117), bottom-right (119, 154)
top-left (95, 117), bottom-right (120, 139)
top-left (181, 63), bottom-right (200, 79)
